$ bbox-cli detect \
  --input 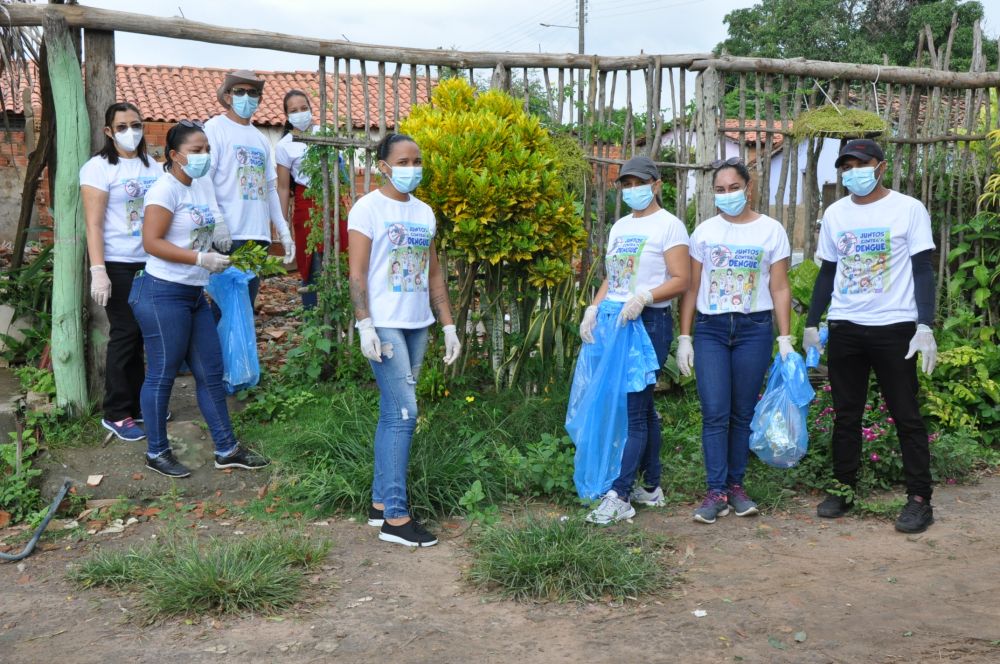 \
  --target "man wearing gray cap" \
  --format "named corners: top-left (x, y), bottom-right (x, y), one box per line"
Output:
top-left (804, 138), bottom-right (937, 534)
top-left (204, 69), bottom-right (295, 307)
